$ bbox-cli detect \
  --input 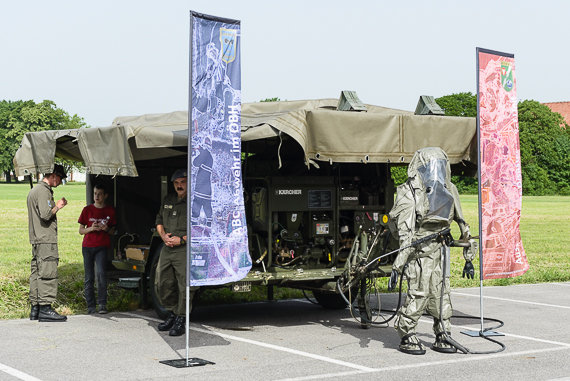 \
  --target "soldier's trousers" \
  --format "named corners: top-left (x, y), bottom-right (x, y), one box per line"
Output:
top-left (29, 243), bottom-right (59, 305)
top-left (395, 249), bottom-right (452, 337)
top-left (155, 247), bottom-right (188, 316)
